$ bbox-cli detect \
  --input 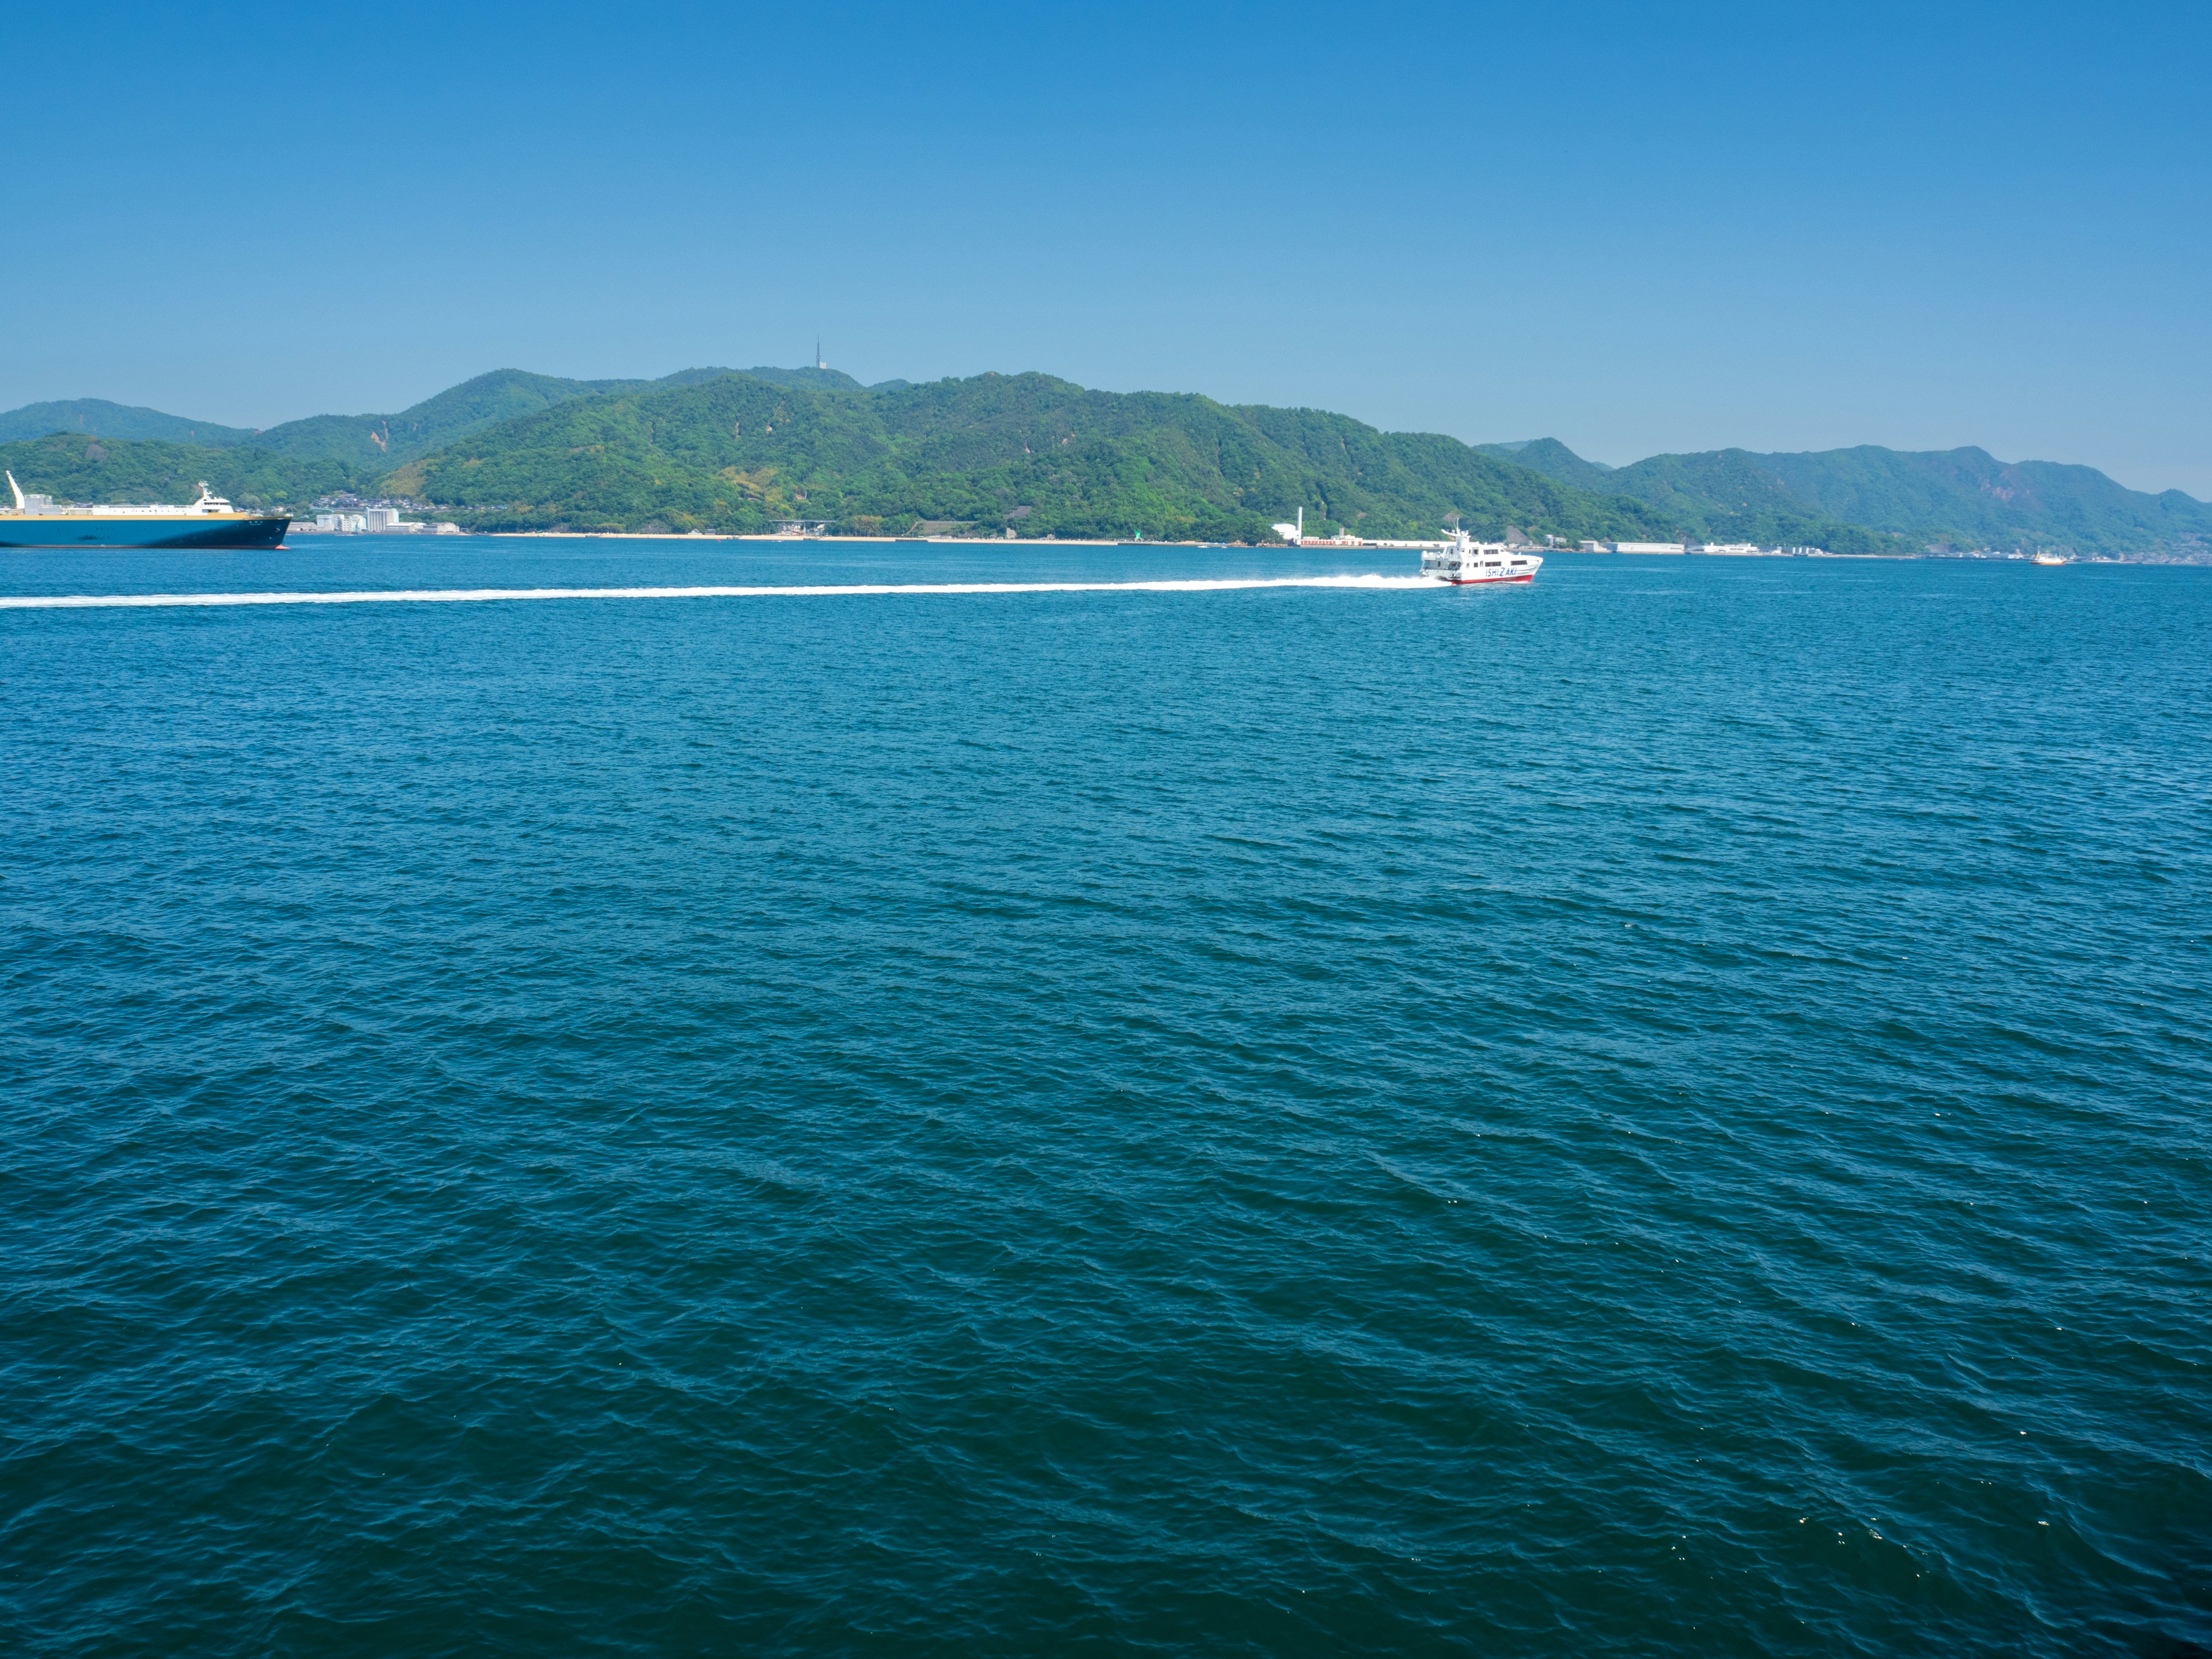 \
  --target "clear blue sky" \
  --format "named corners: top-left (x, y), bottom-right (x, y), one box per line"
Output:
top-left (7, 1), bottom-right (2207, 494)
